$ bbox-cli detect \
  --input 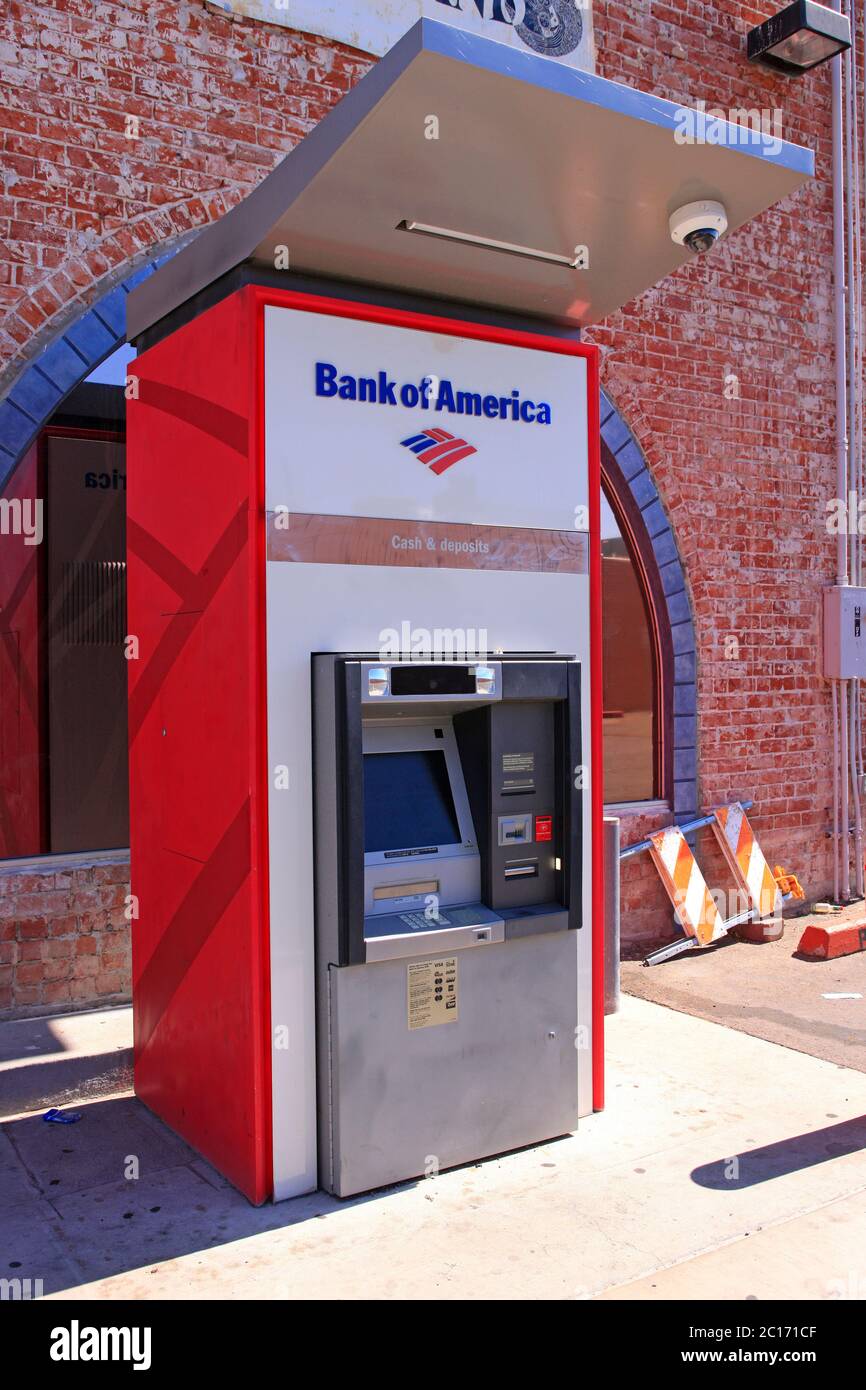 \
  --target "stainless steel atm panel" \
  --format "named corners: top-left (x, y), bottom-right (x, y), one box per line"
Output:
top-left (326, 933), bottom-right (578, 1198)
top-left (312, 654), bottom-right (582, 1197)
